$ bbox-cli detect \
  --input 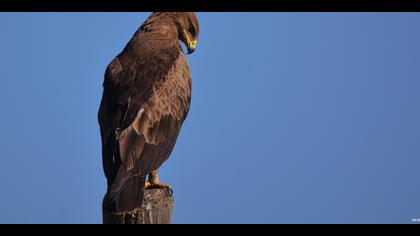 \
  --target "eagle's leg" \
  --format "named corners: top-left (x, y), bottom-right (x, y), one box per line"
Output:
top-left (145, 170), bottom-right (172, 190)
